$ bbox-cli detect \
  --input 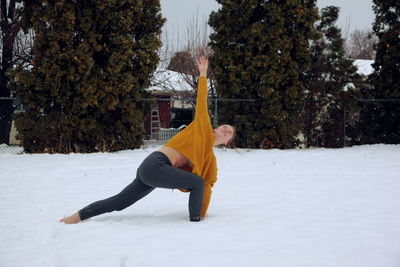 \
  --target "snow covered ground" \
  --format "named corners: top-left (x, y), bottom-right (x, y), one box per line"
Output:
top-left (0, 144), bottom-right (399, 267)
